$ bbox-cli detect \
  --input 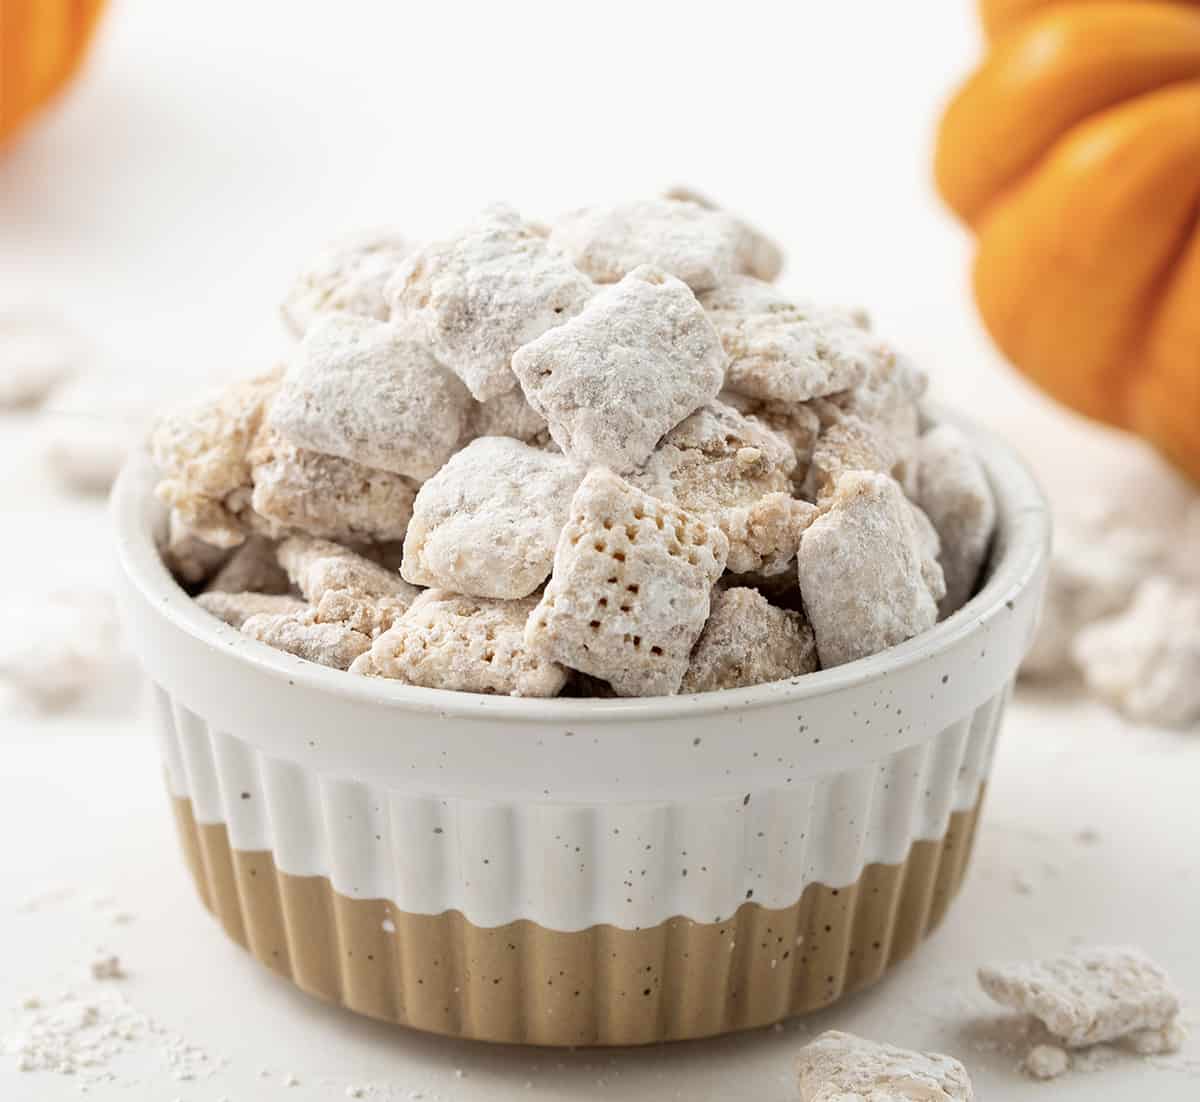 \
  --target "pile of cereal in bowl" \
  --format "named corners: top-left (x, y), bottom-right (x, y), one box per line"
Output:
top-left (150, 197), bottom-right (997, 698)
